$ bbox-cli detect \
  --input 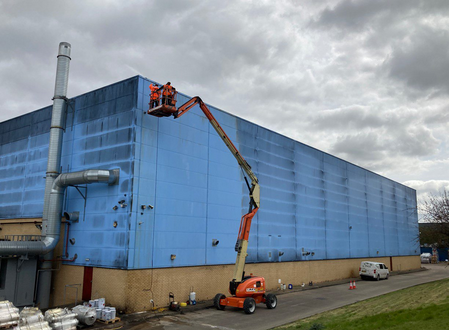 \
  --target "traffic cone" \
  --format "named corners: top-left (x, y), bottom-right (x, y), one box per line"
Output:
top-left (353, 281), bottom-right (357, 289)
top-left (349, 281), bottom-right (353, 290)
